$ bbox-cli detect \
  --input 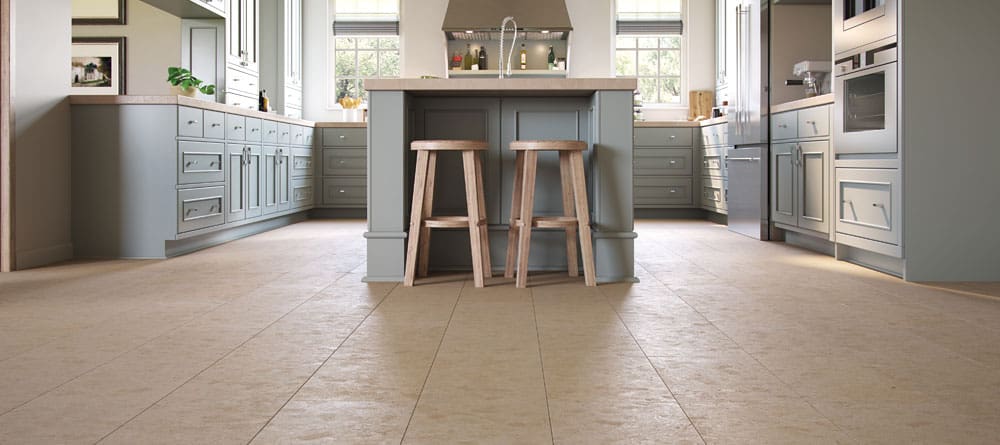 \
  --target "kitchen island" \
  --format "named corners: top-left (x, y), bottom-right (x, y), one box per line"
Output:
top-left (363, 78), bottom-right (638, 283)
